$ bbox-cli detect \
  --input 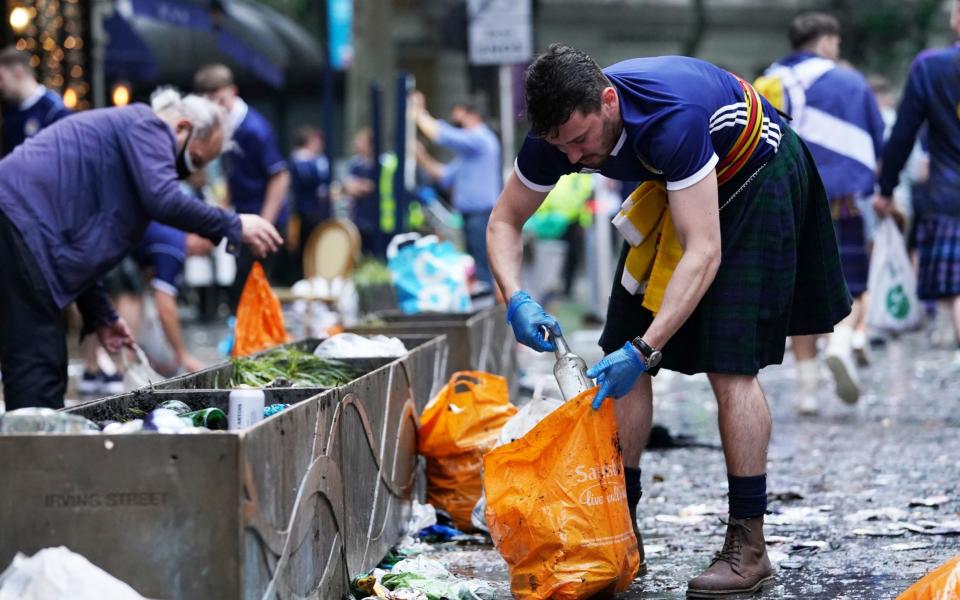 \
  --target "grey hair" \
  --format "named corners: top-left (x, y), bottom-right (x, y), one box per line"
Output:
top-left (150, 86), bottom-right (232, 151)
